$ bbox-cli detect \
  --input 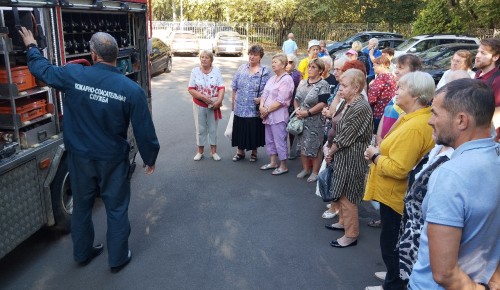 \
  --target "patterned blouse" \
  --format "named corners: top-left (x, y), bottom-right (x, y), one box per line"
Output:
top-left (231, 64), bottom-right (270, 118)
top-left (188, 66), bottom-right (224, 103)
top-left (368, 72), bottom-right (397, 119)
